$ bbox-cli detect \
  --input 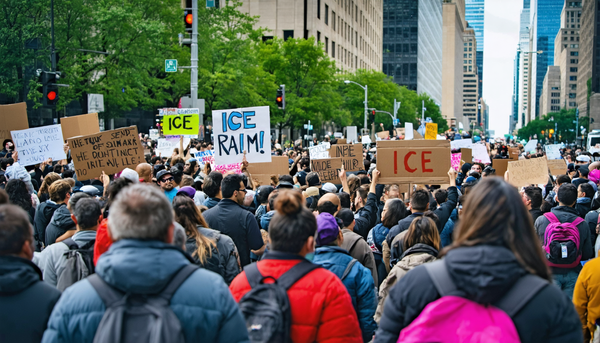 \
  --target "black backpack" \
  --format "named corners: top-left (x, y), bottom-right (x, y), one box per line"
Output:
top-left (56, 238), bottom-right (95, 292)
top-left (87, 264), bottom-right (198, 343)
top-left (239, 261), bottom-right (320, 343)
